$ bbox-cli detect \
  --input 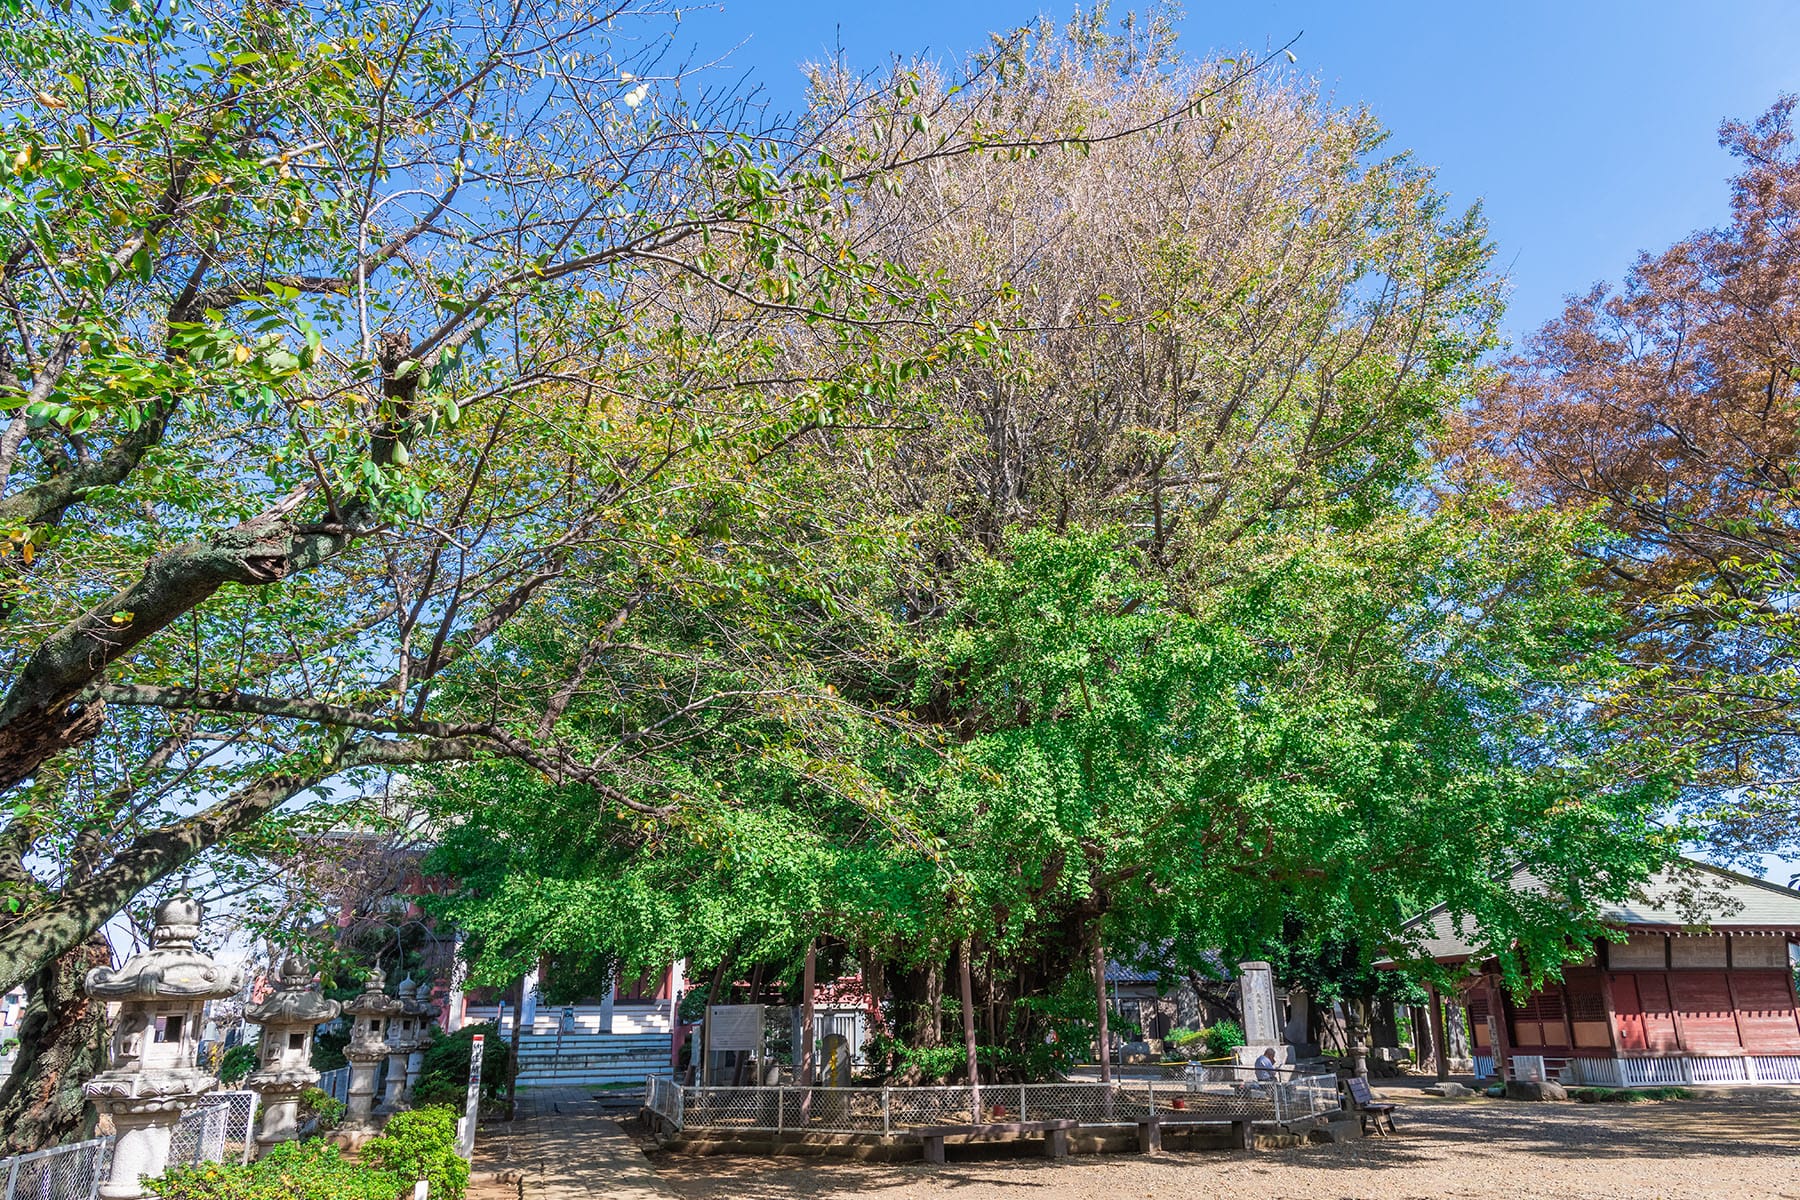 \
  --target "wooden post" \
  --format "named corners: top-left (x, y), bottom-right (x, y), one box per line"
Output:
top-left (1428, 984), bottom-right (1450, 1082)
top-left (799, 940), bottom-right (817, 1124)
top-left (1092, 935), bottom-right (1111, 1085)
top-left (1092, 926), bottom-right (1114, 1118)
top-left (959, 938), bottom-right (981, 1119)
